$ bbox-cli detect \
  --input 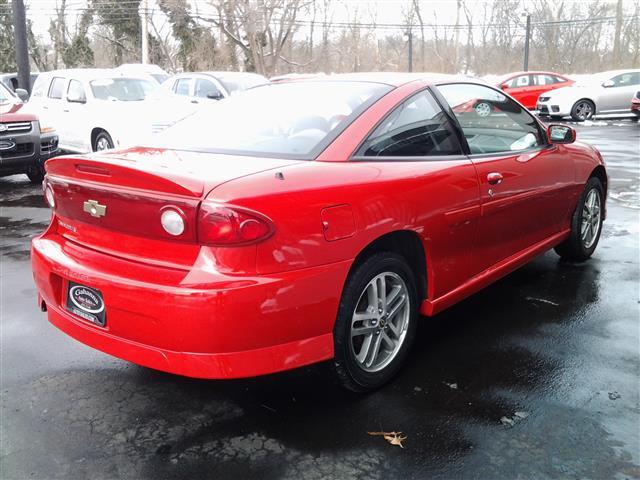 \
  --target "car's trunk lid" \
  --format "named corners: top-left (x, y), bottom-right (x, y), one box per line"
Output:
top-left (45, 148), bottom-right (302, 270)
